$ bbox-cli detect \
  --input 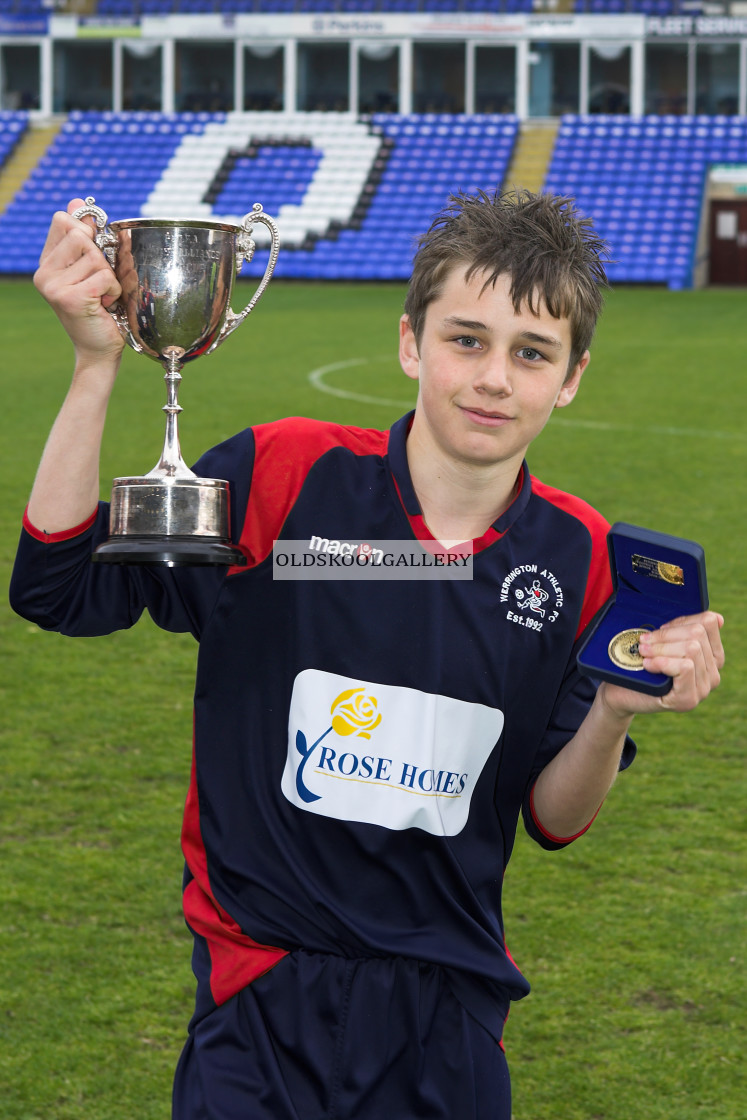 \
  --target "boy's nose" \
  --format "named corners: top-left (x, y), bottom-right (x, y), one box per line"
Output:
top-left (474, 353), bottom-right (513, 396)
